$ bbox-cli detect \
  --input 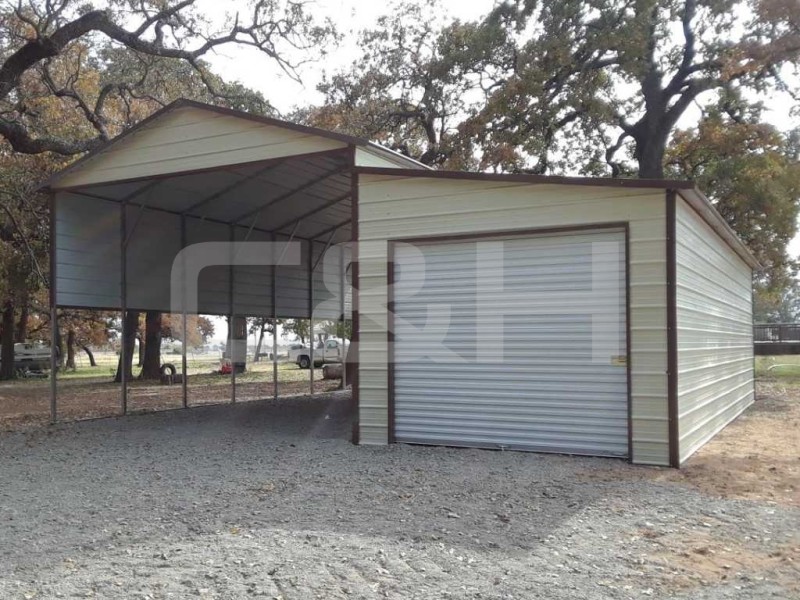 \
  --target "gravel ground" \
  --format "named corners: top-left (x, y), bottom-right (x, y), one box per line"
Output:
top-left (0, 390), bottom-right (798, 600)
